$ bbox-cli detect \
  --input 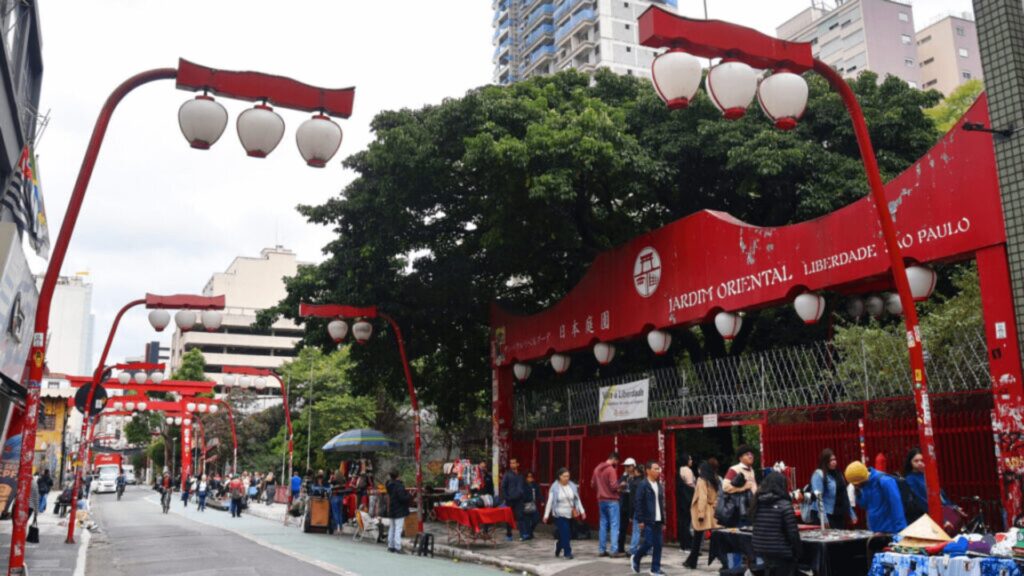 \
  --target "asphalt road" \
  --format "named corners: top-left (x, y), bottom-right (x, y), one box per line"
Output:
top-left (87, 487), bottom-right (503, 576)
